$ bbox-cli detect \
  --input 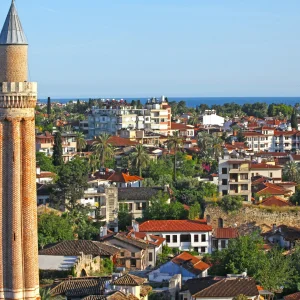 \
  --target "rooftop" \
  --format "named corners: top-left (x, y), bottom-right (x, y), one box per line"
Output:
top-left (214, 228), bottom-right (239, 239)
top-left (112, 274), bottom-right (146, 286)
top-left (139, 219), bottom-right (212, 233)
